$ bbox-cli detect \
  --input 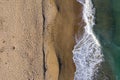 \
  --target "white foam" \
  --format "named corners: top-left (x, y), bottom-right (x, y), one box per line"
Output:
top-left (77, 0), bottom-right (85, 5)
top-left (73, 0), bottom-right (104, 80)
